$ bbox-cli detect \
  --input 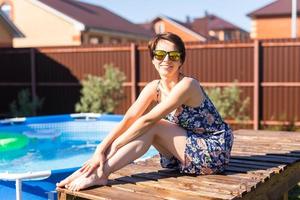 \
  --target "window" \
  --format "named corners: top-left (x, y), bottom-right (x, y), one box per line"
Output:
top-left (110, 37), bottom-right (121, 44)
top-left (0, 3), bottom-right (12, 19)
top-left (208, 30), bottom-right (216, 37)
top-left (224, 31), bottom-right (232, 41)
top-left (89, 36), bottom-right (103, 44)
